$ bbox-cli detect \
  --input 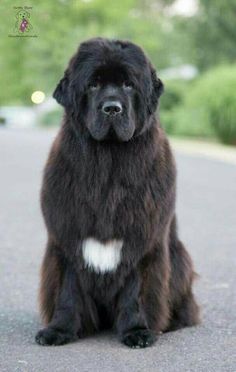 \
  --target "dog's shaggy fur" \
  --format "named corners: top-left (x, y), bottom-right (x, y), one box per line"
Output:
top-left (35, 38), bottom-right (200, 348)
